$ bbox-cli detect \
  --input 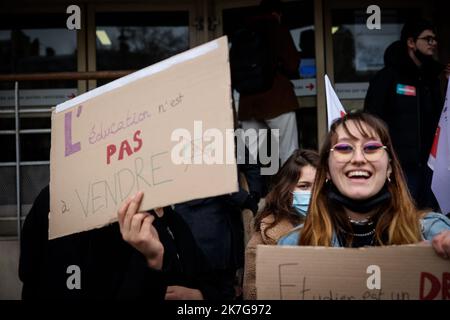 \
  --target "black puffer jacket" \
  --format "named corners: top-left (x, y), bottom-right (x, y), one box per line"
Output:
top-left (364, 40), bottom-right (445, 169)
